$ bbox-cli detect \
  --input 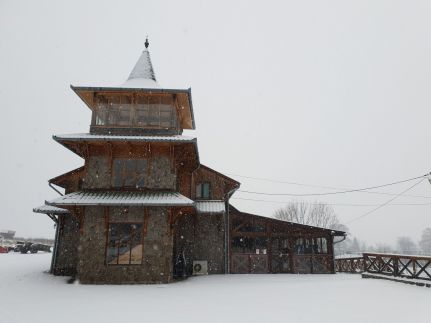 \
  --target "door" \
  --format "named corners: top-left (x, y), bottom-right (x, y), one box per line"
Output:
top-left (271, 238), bottom-right (291, 273)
